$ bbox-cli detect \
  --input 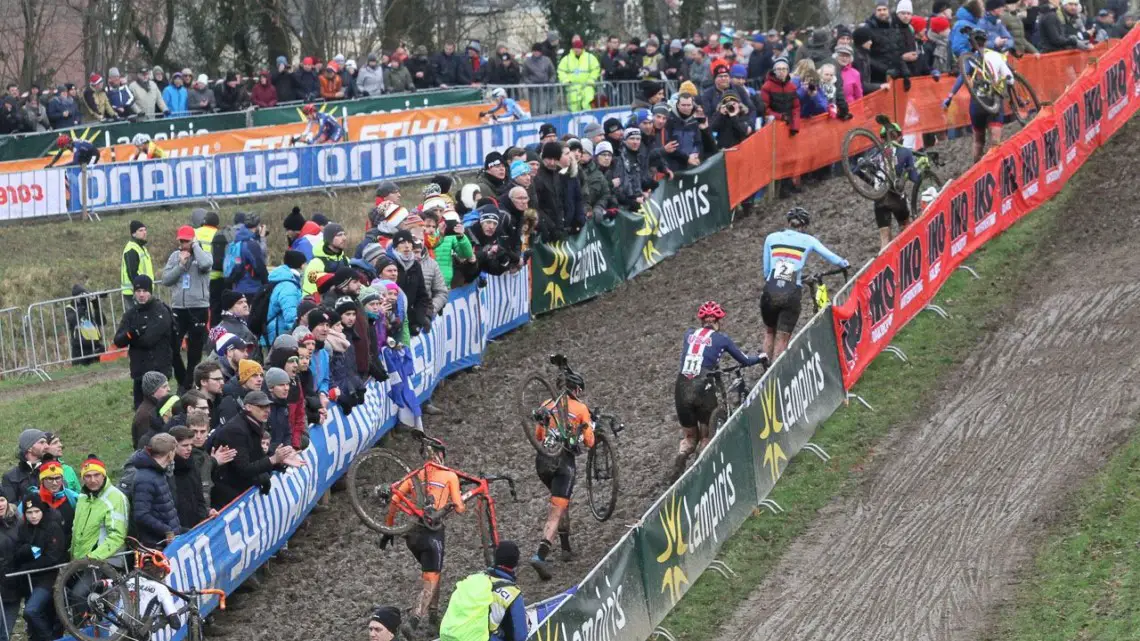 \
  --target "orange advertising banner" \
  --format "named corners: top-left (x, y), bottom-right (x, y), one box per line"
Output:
top-left (0, 103), bottom-right (502, 174)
